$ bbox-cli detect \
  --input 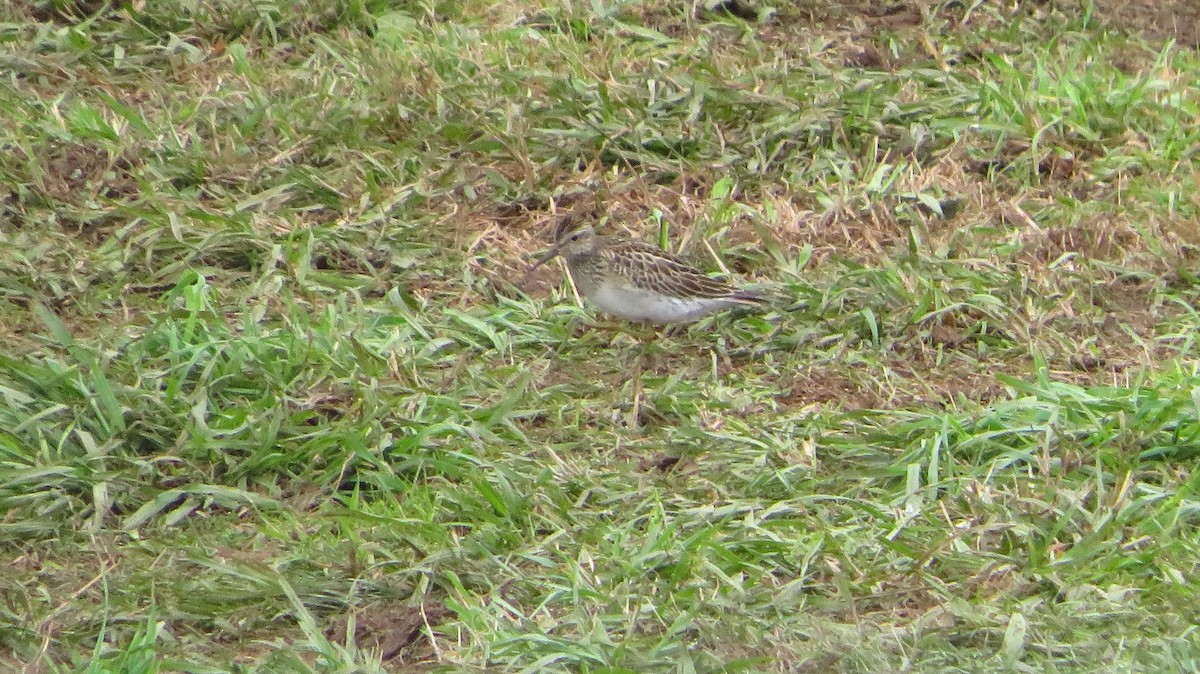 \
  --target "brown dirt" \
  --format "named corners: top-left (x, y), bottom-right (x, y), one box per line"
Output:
top-left (775, 368), bottom-right (887, 410)
top-left (35, 141), bottom-right (139, 207)
top-left (1019, 219), bottom-right (1144, 265)
top-left (888, 352), bottom-right (1014, 407)
top-left (18, 0), bottom-right (111, 24)
top-left (772, 327), bottom-right (1158, 414)
top-left (1093, 0), bottom-right (1200, 46)
top-left (325, 599), bottom-right (452, 668)
top-left (640, 452), bottom-right (684, 473)
top-left (758, 0), bottom-right (1200, 51)
top-left (641, 0), bottom-right (1200, 77)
